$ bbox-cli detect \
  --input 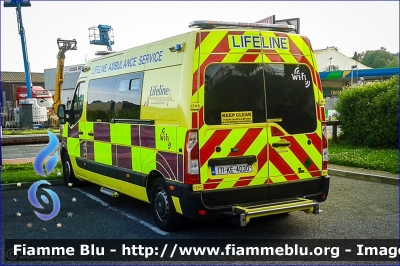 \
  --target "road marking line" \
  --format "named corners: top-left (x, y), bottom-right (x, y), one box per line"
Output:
top-left (73, 188), bottom-right (169, 236)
